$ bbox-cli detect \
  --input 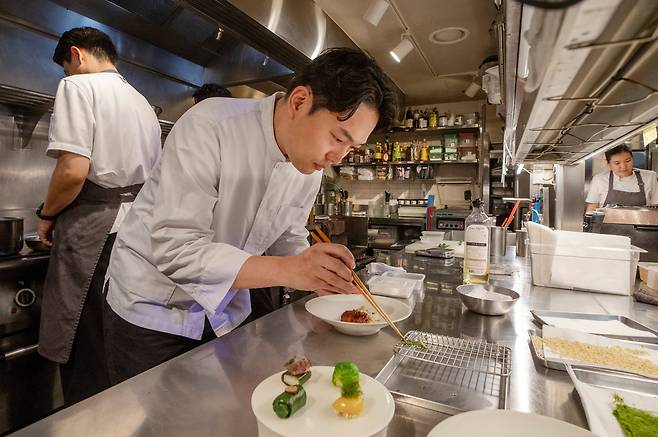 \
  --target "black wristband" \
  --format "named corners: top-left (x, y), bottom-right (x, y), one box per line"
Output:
top-left (36, 203), bottom-right (58, 221)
